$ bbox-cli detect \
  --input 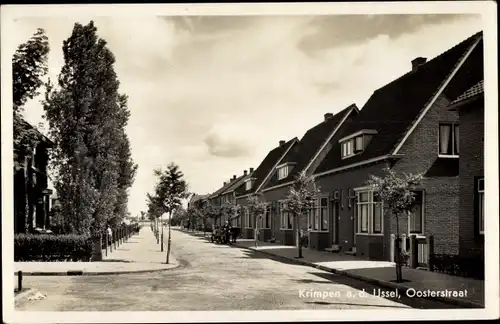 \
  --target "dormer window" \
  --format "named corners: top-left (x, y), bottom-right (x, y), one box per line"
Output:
top-left (340, 129), bottom-right (377, 159)
top-left (276, 162), bottom-right (296, 180)
top-left (244, 178), bottom-right (256, 191)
